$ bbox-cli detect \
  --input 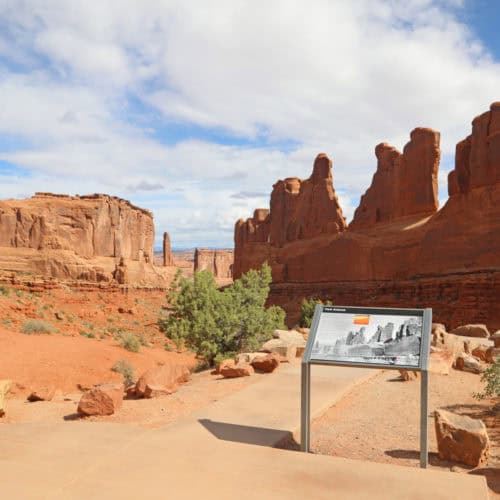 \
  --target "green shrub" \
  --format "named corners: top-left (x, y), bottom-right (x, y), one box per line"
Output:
top-left (0, 286), bottom-right (10, 297)
top-left (118, 333), bottom-right (141, 353)
top-left (160, 264), bottom-right (285, 365)
top-left (111, 359), bottom-right (135, 387)
top-left (474, 356), bottom-right (500, 400)
top-left (299, 298), bottom-right (332, 328)
top-left (21, 319), bottom-right (53, 334)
